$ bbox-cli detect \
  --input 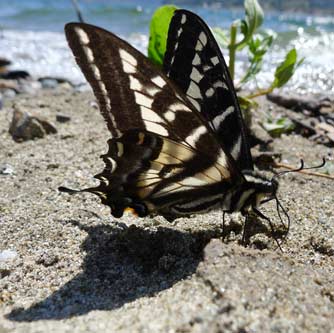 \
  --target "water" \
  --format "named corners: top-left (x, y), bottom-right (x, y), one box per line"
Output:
top-left (0, 0), bottom-right (333, 95)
